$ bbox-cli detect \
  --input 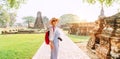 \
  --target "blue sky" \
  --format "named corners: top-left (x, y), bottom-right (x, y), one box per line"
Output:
top-left (16, 0), bottom-right (120, 23)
